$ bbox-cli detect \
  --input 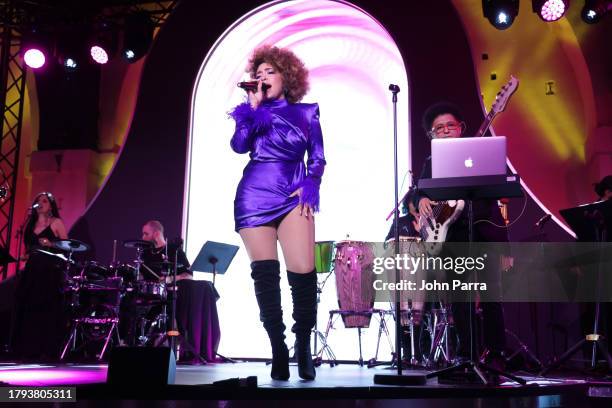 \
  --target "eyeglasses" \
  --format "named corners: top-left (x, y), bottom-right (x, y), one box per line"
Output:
top-left (431, 121), bottom-right (462, 134)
